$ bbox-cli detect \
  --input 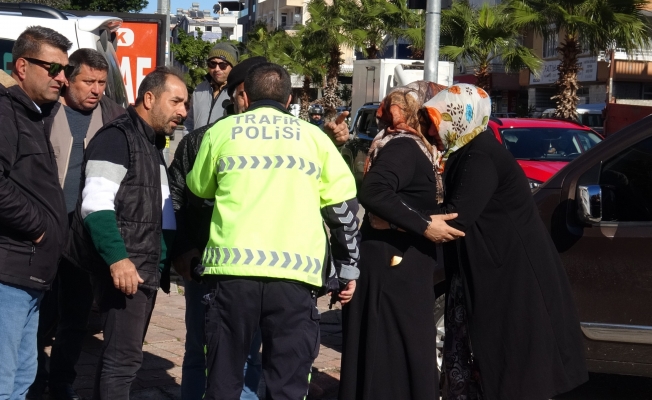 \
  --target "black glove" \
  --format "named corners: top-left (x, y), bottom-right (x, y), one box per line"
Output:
top-left (190, 257), bottom-right (205, 283)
